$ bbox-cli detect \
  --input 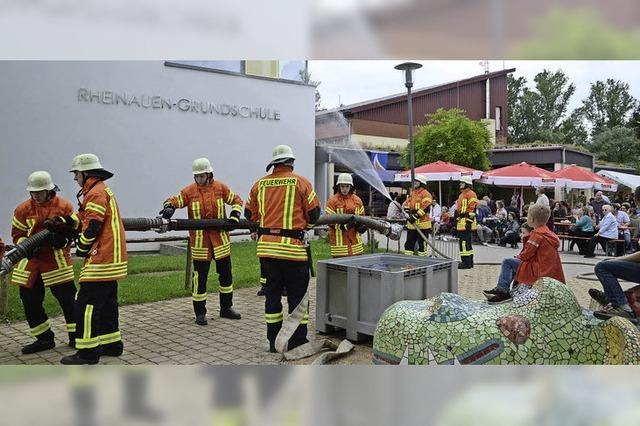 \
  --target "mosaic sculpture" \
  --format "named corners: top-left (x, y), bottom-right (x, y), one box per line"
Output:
top-left (372, 277), bottom-right (640, 365)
